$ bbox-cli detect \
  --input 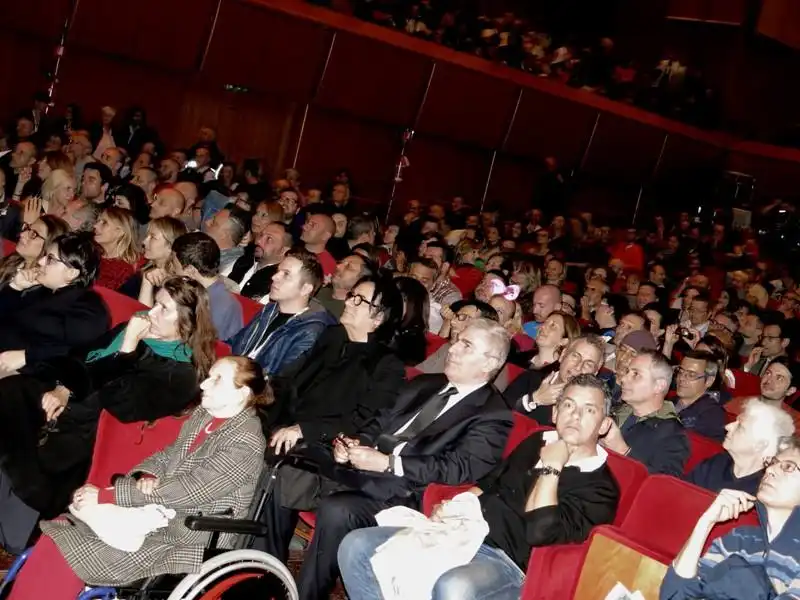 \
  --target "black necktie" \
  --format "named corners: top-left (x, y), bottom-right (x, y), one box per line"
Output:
top-left (397, 386), bottom-right (459, 440)
top-left (375, 387), bottom-right (460, 454)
